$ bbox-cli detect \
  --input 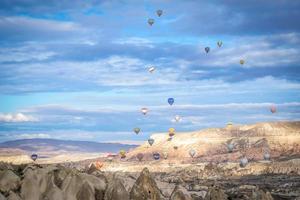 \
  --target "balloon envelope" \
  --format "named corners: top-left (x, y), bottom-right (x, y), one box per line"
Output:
top-left (168, 98), bottom-right (174, 105)
top-left (205, 47), bottom-right (210, 53)
top-left (163, 151), bottom-right (168, 159)
top-left (156, 9), bottom-right (163, 17)
top-left (149, 66), bottom-right (155, 73)
top-left (173, 146), bottom-right (178, 150)
top-left (134, 128), bottom-right (140, 134)
top-left (153, 152), bottom-right (160, 160)
top-left (217, 41), bottom-right (223, 47)
top-left (168, 128), bottom-right (175, 137)
top-left (240, 59), bottom-right (245, 65)
top-left (95, 161), bottom-right (103, 169)
top-left (31, 153), bottom-right (38, 161)
top-left (270, 106), bottom-right (276, 113)
top-left (148, 138), bottom-right (154, 146)
top-left (148, 18), bottom-right (154, 26)
top-left (141, 108), bottom-right (148, 115)
top-left (189, 149), bottom-right (196, 158)
top-left (175, 115), bottom-right (181, 122)
top-left (227, 143), bottom-right (234, 153)
top-left (240, 157), bottom-right (248, 168)
top-left (120, 150), bottom-right (126, 158)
